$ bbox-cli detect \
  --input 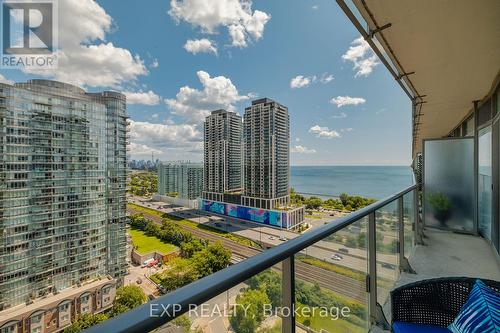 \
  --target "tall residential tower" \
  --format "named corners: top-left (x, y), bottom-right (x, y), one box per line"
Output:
top-left (242, 98), bottom-right (290, 209)
top-left (157, 161), bottom-right (203, 200)
top-left (0, 80), bottom-right (127, 311)
top-left (203, 109), bottom-right (242, 202)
